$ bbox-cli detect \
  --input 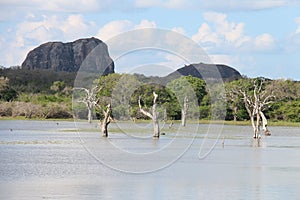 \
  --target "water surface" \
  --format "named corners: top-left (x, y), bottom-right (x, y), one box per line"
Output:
top-left (0, 120), bottom-right (300, 199)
